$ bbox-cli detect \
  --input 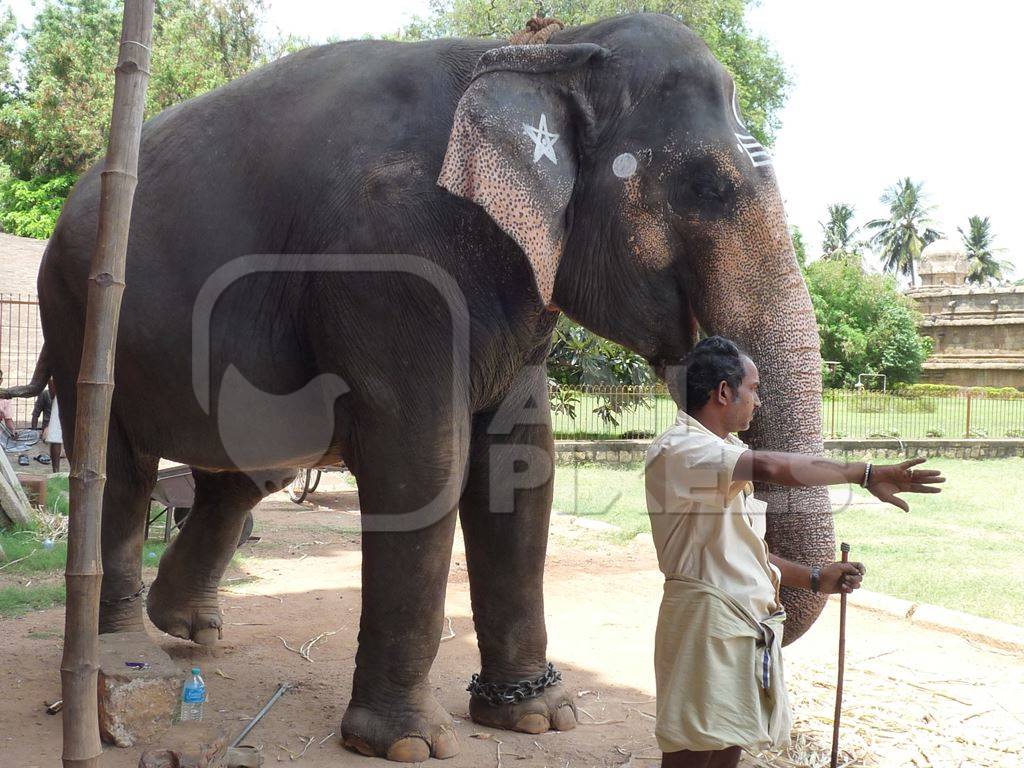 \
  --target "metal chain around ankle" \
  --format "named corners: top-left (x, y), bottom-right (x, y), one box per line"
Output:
top-left (99, 582), bottom-right (146, 606)
top-left (467, 662), bottom-right (563, 706)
